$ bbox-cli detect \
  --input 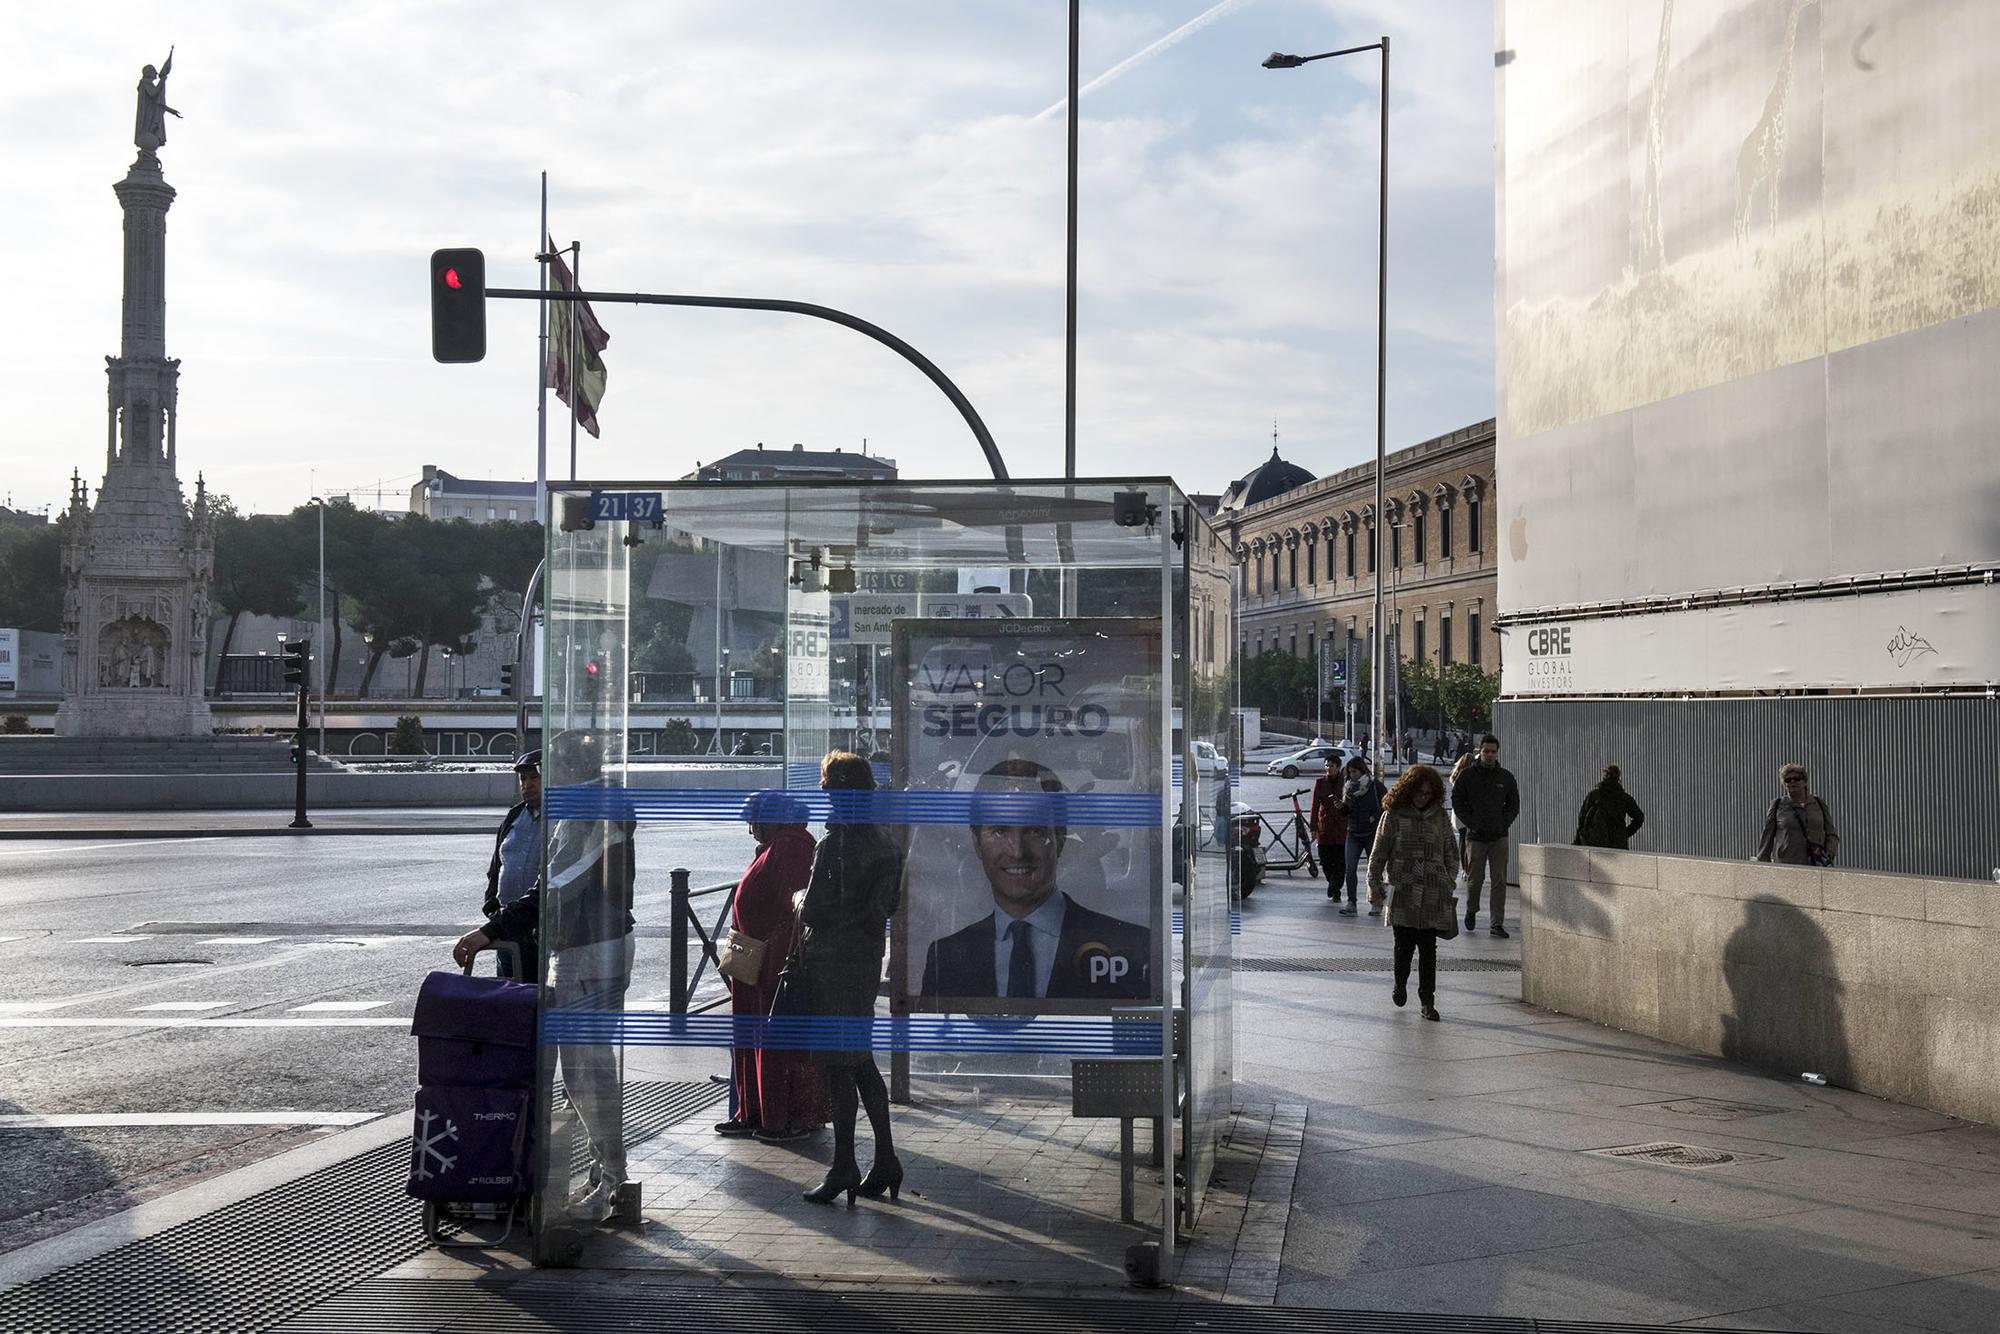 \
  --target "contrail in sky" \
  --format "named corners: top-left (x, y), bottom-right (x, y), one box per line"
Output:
top-left (1031, 0), bottom-right (1259, 122)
